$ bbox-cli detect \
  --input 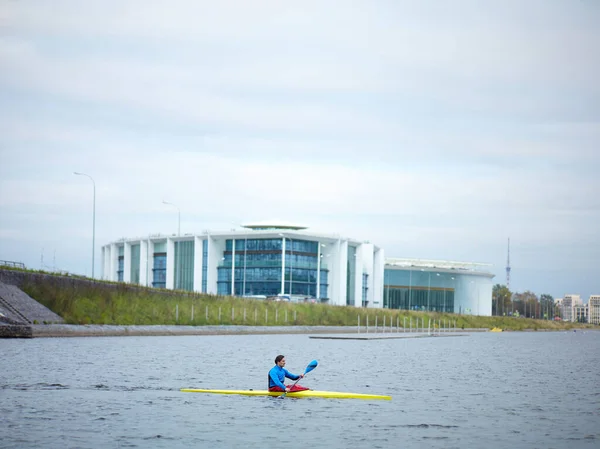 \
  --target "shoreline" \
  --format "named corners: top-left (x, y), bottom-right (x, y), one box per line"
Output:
top-left (24, 324), bottom-right (490, 337)
top-left (4, 323), bottom-right (594, 338)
